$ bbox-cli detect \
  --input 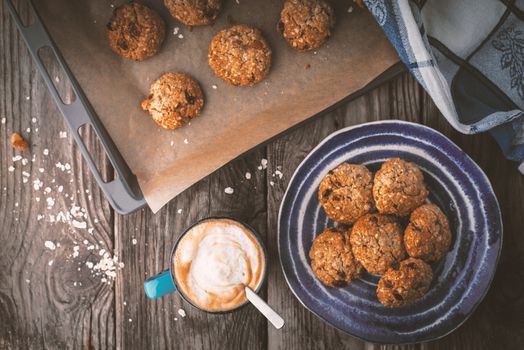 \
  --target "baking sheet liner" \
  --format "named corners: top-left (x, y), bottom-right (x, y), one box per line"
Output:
top-left (34, 0), bottom-right (399, 212)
